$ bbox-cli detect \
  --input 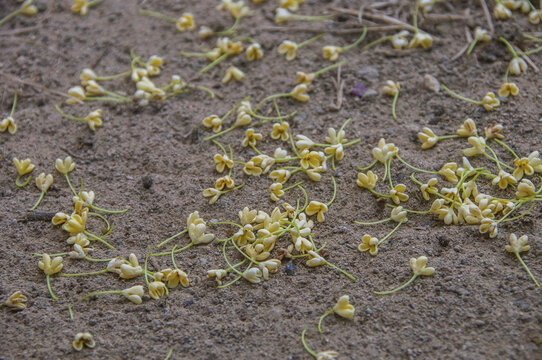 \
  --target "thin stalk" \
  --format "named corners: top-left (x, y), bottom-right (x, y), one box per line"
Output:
top-left (139, 9), bottom-right (177, 23)
top-left (317, 309), bottom-right (334, 333)
top-left (157, 228), bottom-right (188, 248)
top-left (29, 191), bottom-right (45, 211)
top-left (65, 174), bottom-right (77, 196)
top-left (355, 217), bottom-right (392, 226)
top-left (222, 240), bottom-right (243, 276)
top-left (441, 84), bottom-right (482, 105)
top-left (164, 348), bottom-right (173, 360)
top-left (391, 91), bottom-right (399, 119)
top-left (466, 39), bottom-right (478, 55)
top-left (298, 184), bottom-right (309, 212)
top-left (67, 304), bottom-right (74, 320)
top-left (10, 92), bottom-right (18, 116)
top-left (313, 60), bottom-right (347, 77)
top-left (89, 203), bottom-right (128, 214)
top-left (499, 37), bottom-right (520, 58)
top-left (96, 70), bottom-right (131, 81)
top-left (84, 231), bottom-right (115, 249)
top-left (289, 132), bottom-right (302, 158)
top-left (521, 45), bottom-right (542, 56)
top-left (413, 0), bottom-right (420, 32)
top-left (55, 104), bottom-right (85, 121)
top-left (144, 246), bottom-right (151, 287)
top-left (151, 242), bottom-right (194, 257)
top-left (301, 329), bottom-right (318, 358)
top-left (88, 211), bottom-right (111, 232)
top-left (357, 160), bottom-right (377, 171)
top-left (363, 35), bottom-right (394, 50)
top-left (253, 93), bottom-right (291, 113)
top-left (515, 253), bottom-right (540, 287)
top-left (200, 53), bottom-right (229, 74)
top-left (82, 290), bottom-right (122, 300)
top-left (46, 275), bottom-right (59, 300)
top-left (216, 17), bottom-right (241, 36)
top-left (494, 139), bottom-right (519, 159)
top-left (326, 176), bottom-right (337, 206)
top-left (396, 154), bottom-right (438, 174)
top-left (387, 159), bottom-right (394, 189)
top-left (58, 269), bottom-right (107, 277)
top-left (15, 174), bottom-right (32, 187)
top-left (0, 8), bottom-right (22, 27)
top-left (341, 27), bottom-right (368, 51)
top-left (374, 274), bottom-right (418, 295)
top-left (437, 134), bottom-right (461, 140)
top-left (212, 140), bottom-right (227, 155)
top-left (369, 188), bottom-right (392, 198)
top-left (324, 260), bottom-right (356, 281)
top-left (377, 221), bottom-right (402, 245)
top-left (298, 33), bottom-right (326, 48)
